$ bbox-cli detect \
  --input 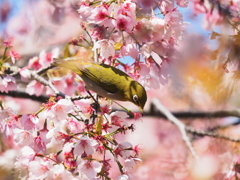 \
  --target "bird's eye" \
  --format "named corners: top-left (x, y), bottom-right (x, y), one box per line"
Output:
top-left (133, 95), bottom-right (139, 104)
